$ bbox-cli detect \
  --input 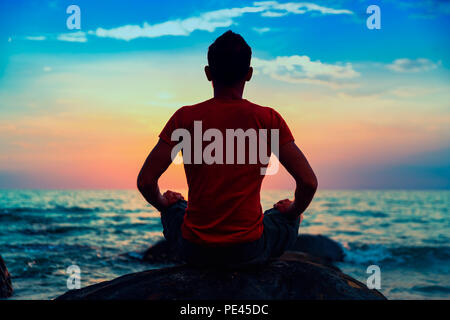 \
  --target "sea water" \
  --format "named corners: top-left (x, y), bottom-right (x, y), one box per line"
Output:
top-left (0, 189), bottom-right (448, 299)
